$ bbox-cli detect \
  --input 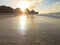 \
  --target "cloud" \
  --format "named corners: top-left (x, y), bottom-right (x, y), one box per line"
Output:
top-left (52, 2), bottom-right (60, 7)
top-left (51, 2), bottom-right (60, 12)
top-left (26, 0), bottom-right (43, 9)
